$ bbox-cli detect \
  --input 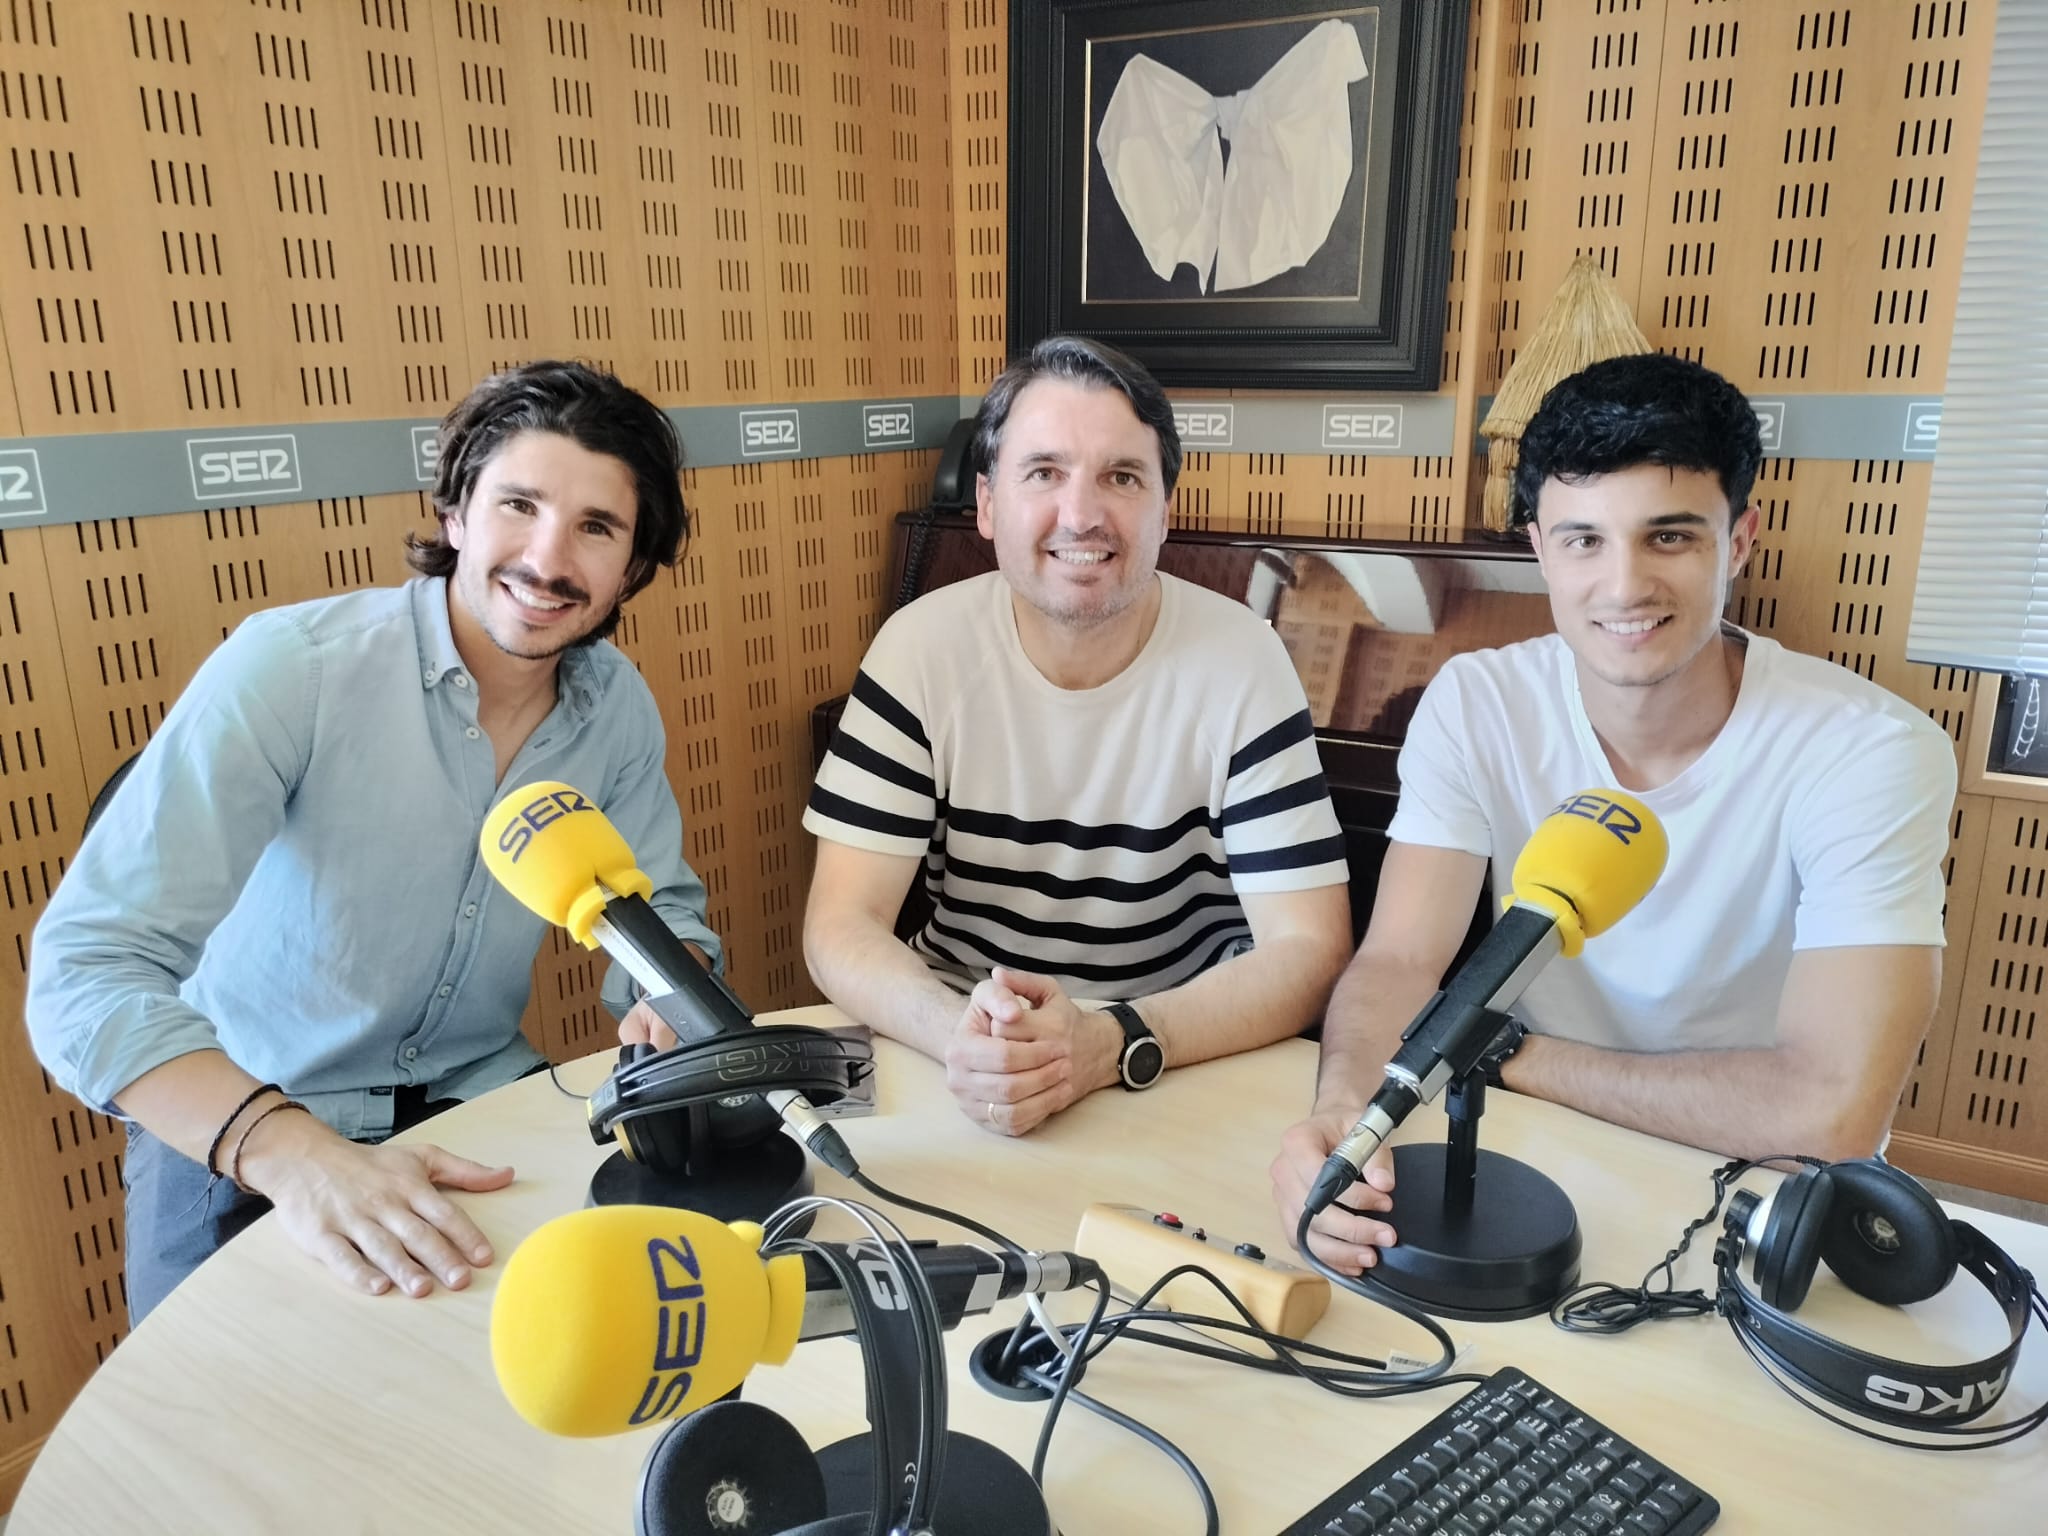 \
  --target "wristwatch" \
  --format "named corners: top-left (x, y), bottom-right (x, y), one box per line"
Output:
top-left (1104, 1002), bottom-right (1166, 1090)
top-left (1479, 1016), bottom-right (1529, 1089)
